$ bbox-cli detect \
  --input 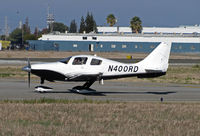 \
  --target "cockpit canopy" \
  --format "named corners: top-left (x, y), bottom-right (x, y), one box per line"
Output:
top-left (59, 56), bottom-right (102, 65)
